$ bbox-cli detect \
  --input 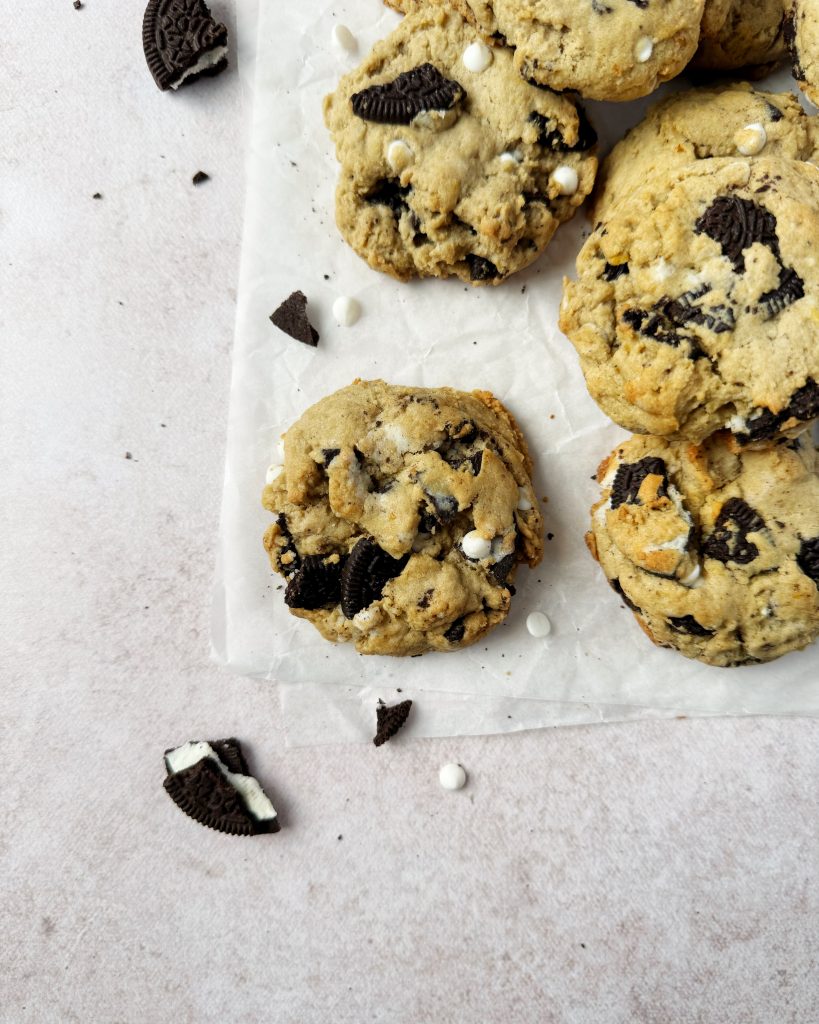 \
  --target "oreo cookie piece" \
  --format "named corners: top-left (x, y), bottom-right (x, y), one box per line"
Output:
top-left (610, 457), bottom-right (668, 510)
top-left (163, 739), bottom-right (279, 835)
top-left (351, 64), bottom-right (464, 126)
top-left (285, 555), bottom-right (344, 610)
top-left (373, 700), bottom-right (413, 746)
top-left (270, 291), bottom-right (319, 347)
top-left (694, 196), bottom-right (780, 271)
top-left (340, 538), bottom-right (408, 618)
top-left (797, 537), bottom-right (819, 588)
top-left (142, 0), bottom-right (229, 92)
top-left (702, 498), bottom-right (765, 565)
